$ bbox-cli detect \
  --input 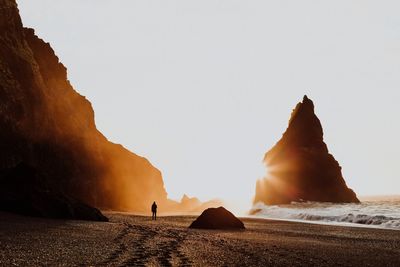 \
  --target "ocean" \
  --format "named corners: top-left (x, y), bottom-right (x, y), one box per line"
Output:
top-left (251, 196), bottom-right (400, 230)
